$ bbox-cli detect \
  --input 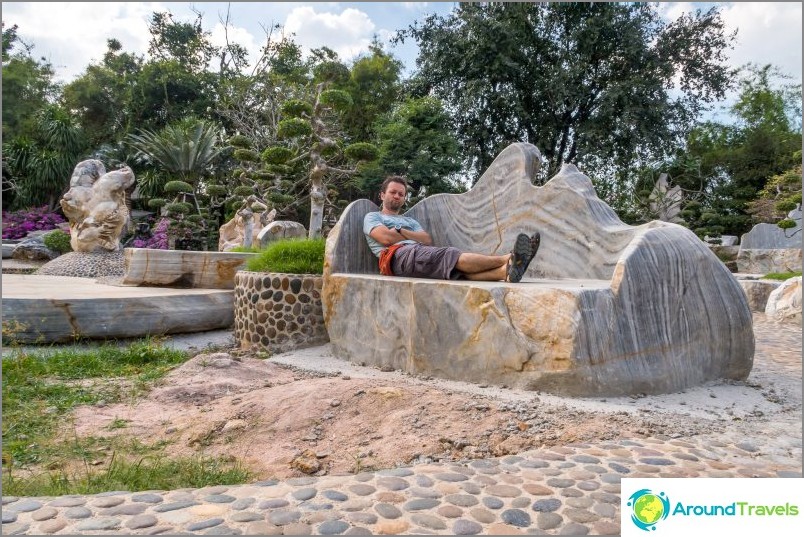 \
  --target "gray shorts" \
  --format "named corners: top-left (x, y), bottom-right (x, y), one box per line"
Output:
top-left (391, 244), bottom-right (463, 280)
